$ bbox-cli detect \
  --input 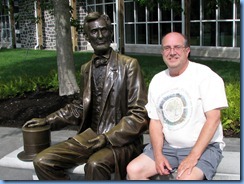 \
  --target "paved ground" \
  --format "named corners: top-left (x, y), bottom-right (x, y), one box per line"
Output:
top-left (0, 127), bottom-right (241, 181)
